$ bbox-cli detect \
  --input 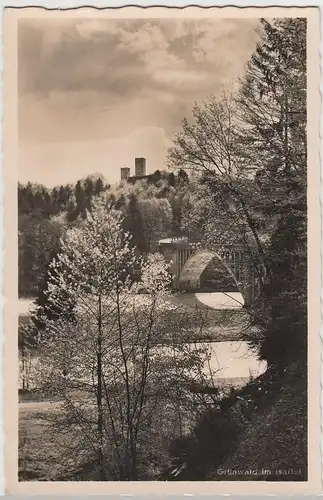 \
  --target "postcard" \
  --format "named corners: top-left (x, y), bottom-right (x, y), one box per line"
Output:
top-left (3, 4), bottom-right (321, 495)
